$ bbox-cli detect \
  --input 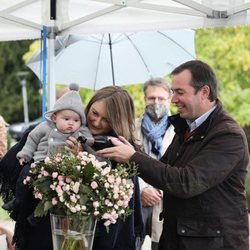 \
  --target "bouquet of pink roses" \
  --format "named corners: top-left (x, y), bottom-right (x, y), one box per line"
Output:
top-left (24, 150), bottom-right (137, 226)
